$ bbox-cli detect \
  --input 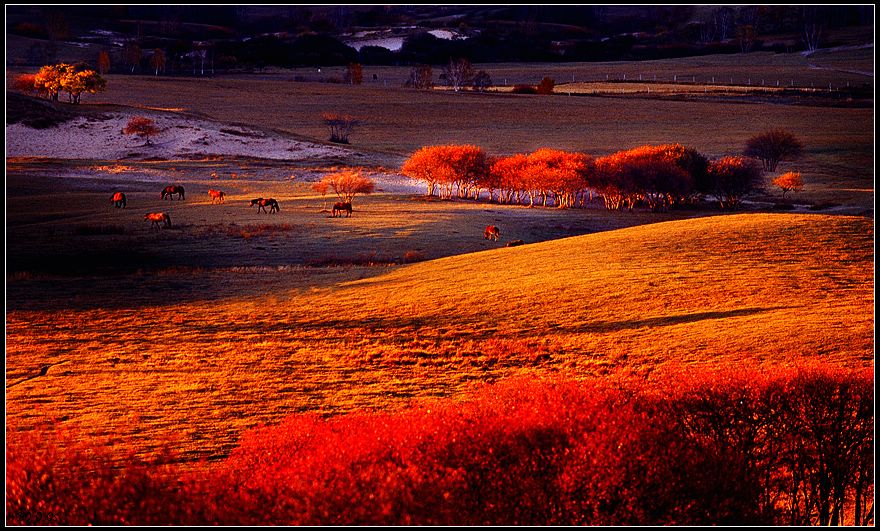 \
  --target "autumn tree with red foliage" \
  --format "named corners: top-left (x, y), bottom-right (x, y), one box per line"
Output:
top-left (401, 145), bottom-right (489, 199)
top-left (772, 171), bottom-right (804, 199)
top-left (319, 169), bottom-right (375, 204)
top-left (33, 64), bottom-right (66, 101)
top-left (12, 73), bottom-right (38, 96)
top-left (524, 149), bottom-right (593, 208)
top-left (595, 144), bottom-right (707, 211)
top-left (312, 181), bottom-right (330, 211)
top-left (490, 153), bottom-right (530, 204)
top-left (32, 63), bottom-right (106, 104)
top-left (123, 116), bottom-right (161, 146)
top-left (536, 76), bottom-right (555, 95)
top-left (707, 156), bottom-right (763, 209)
